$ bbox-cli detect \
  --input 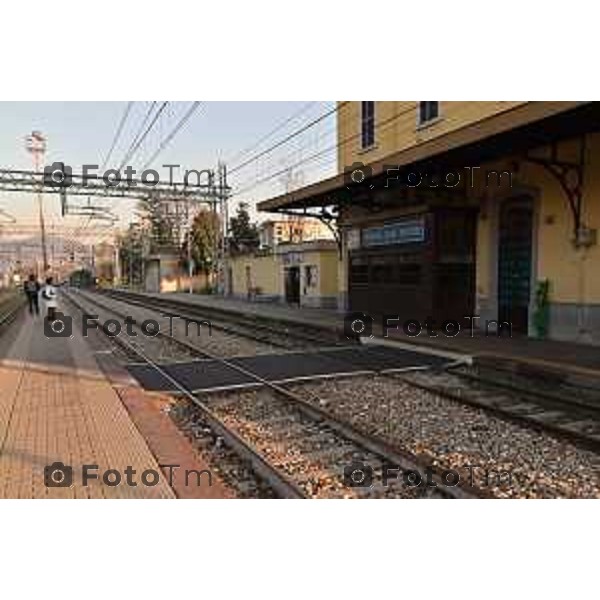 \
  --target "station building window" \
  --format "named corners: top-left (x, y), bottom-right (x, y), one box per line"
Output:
top-left (304, 265), bottom-right (318, 288)
top-left (361, 101), bottom-right (375, 149)
top-left (418, 101), bottom-right (439, 125)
